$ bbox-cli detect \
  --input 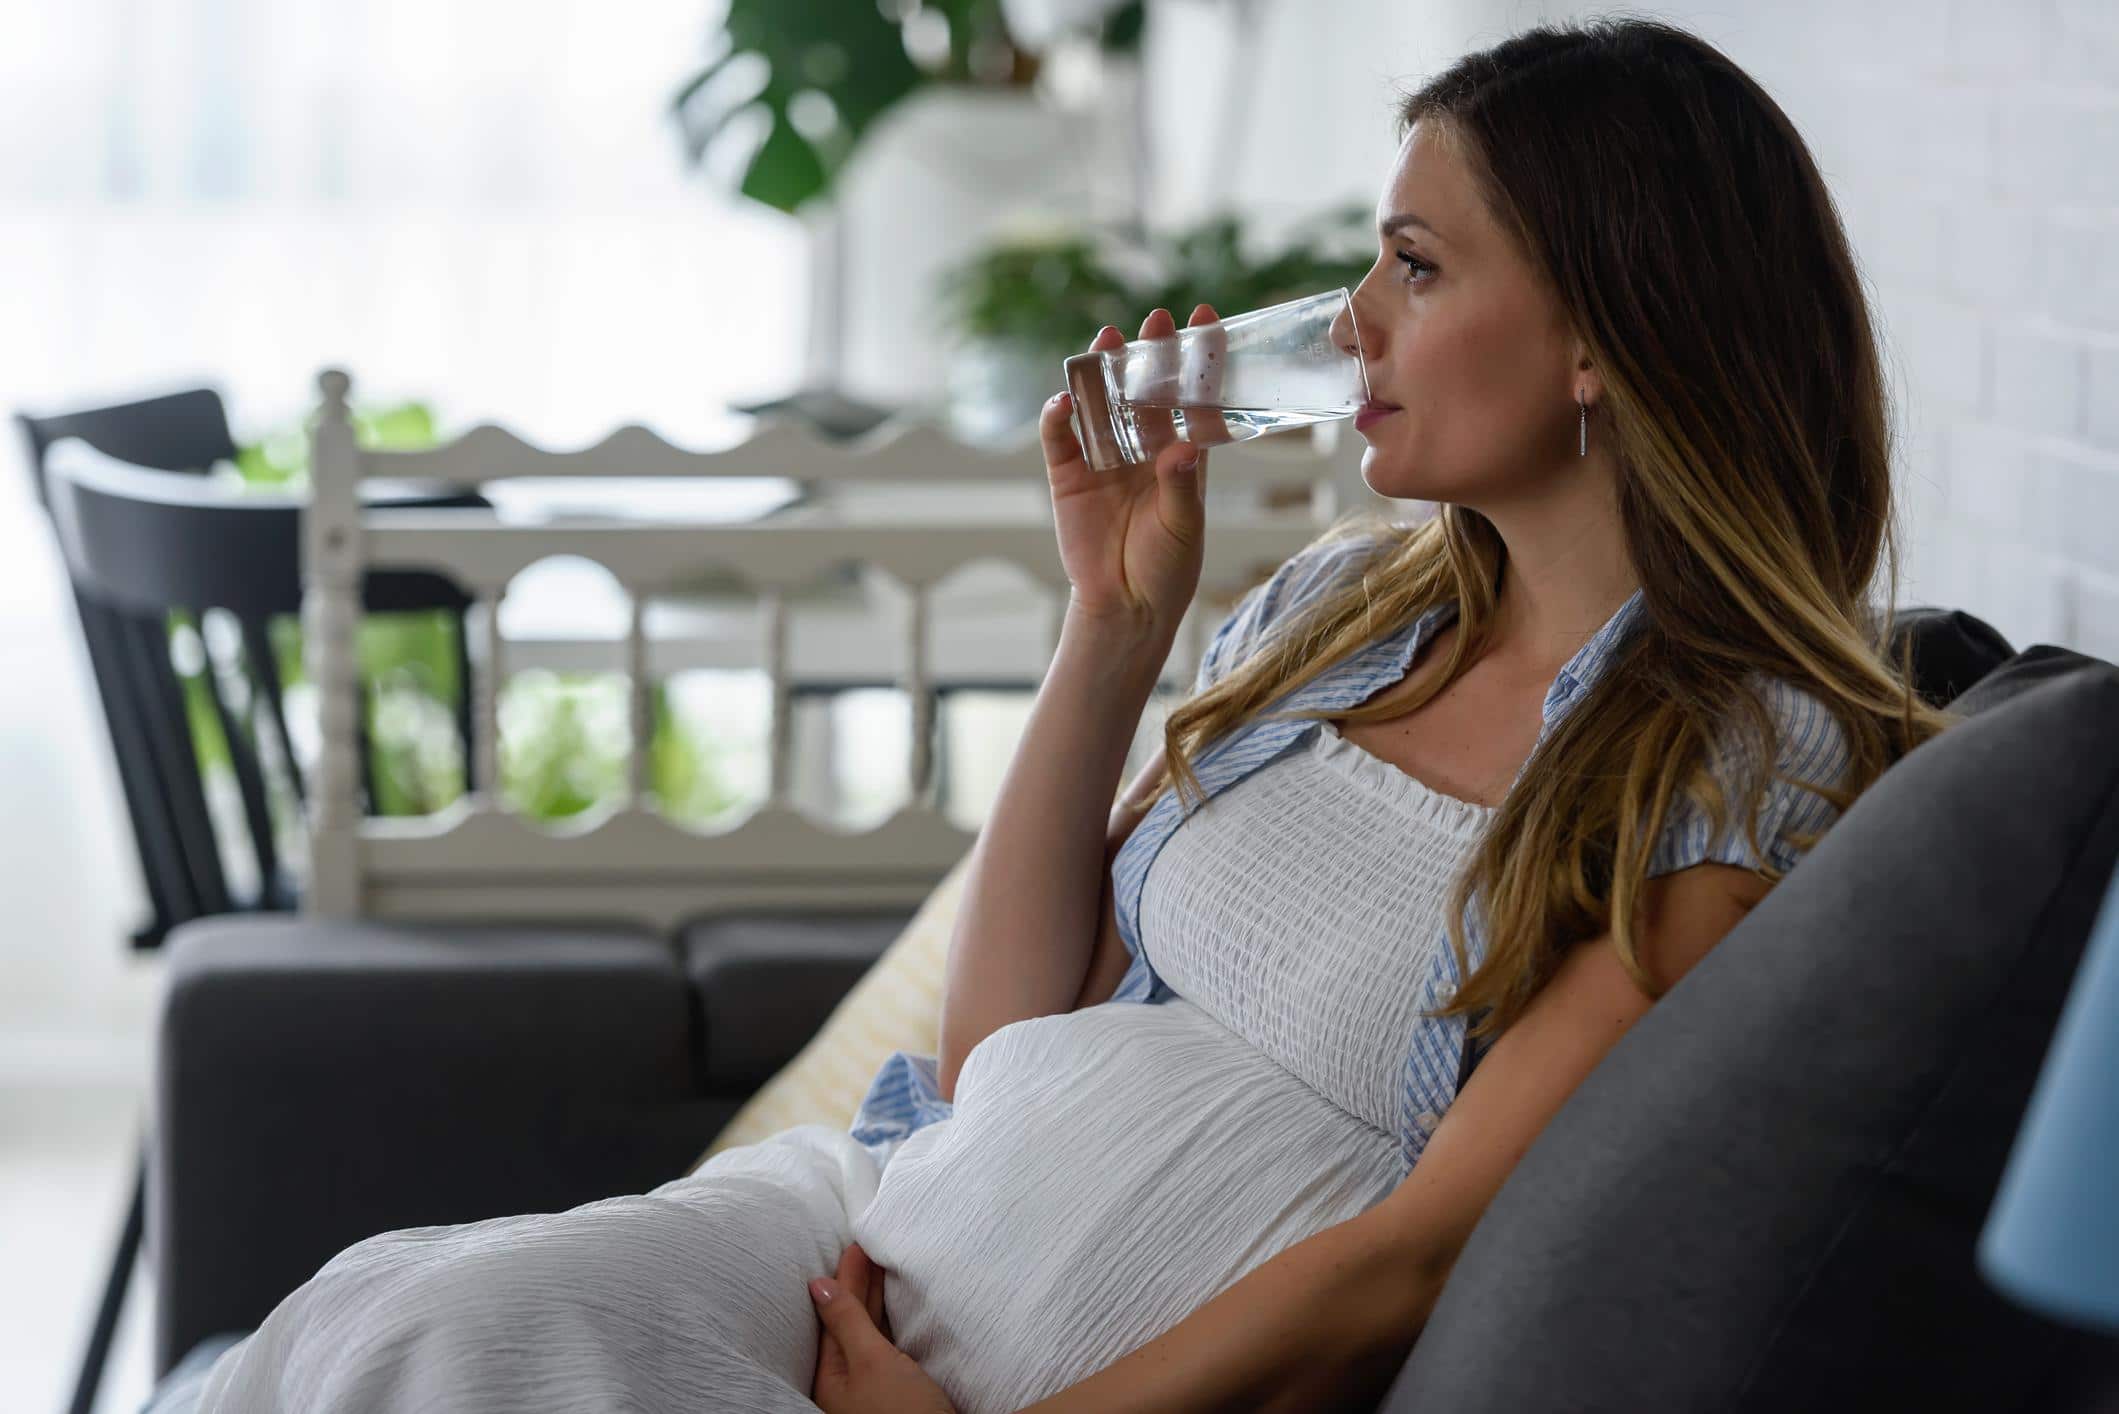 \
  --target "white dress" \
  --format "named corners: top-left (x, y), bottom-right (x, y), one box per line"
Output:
top-left (852, 720), bottom-right (1496, 1411)
top-left (194, 721), bottom-right (1495, 1414)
